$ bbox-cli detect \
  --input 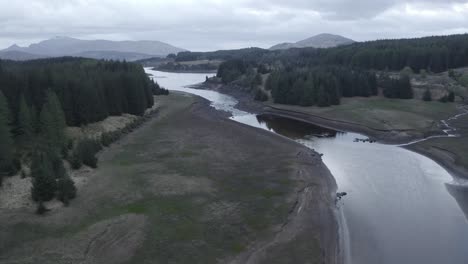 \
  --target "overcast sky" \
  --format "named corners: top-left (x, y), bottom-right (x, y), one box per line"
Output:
top-left (1, 0), bottom-right (468, 51)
